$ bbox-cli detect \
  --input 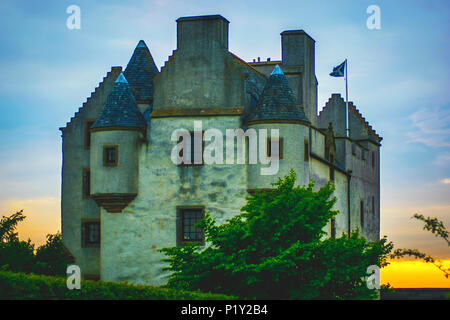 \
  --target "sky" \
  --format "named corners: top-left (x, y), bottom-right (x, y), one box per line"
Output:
top-left (0, 0), bottom-right (449, 287)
